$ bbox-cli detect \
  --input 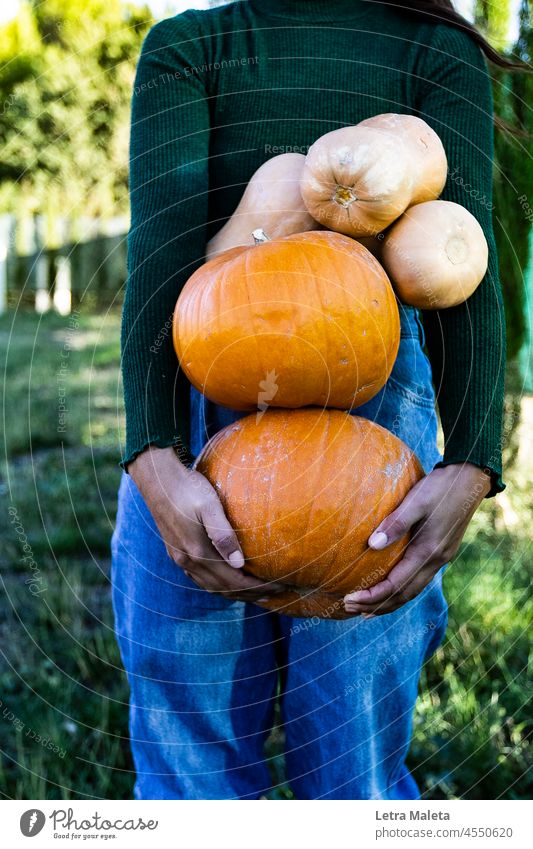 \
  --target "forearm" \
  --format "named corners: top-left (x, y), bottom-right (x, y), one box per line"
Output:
top-left (416, 23), bottom-right (506, 494)
top-left (121, 14), bottom-right (210, 469)
top-left (423, 250), bottom-right (506, 494)
top-left (121, 224), bottom-right (198, 468)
